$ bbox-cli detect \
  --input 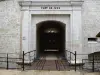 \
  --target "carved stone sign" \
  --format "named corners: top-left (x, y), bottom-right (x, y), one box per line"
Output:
top-left (19, 1), bottom-right (84, 11)
top-left (41, 6), bottom-right (60, 10)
